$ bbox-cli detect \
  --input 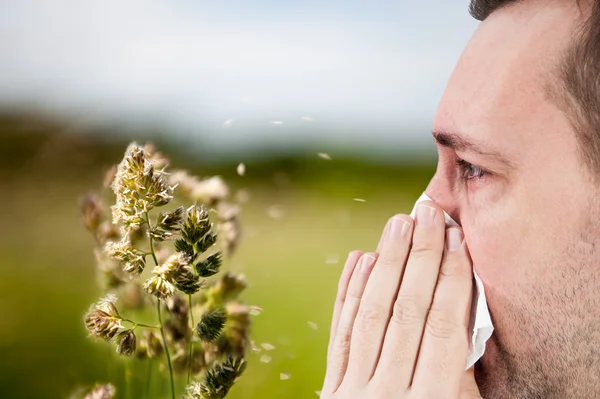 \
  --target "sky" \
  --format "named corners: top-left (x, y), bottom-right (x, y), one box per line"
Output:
top-left (0, 0), bottom-right (479, 158)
